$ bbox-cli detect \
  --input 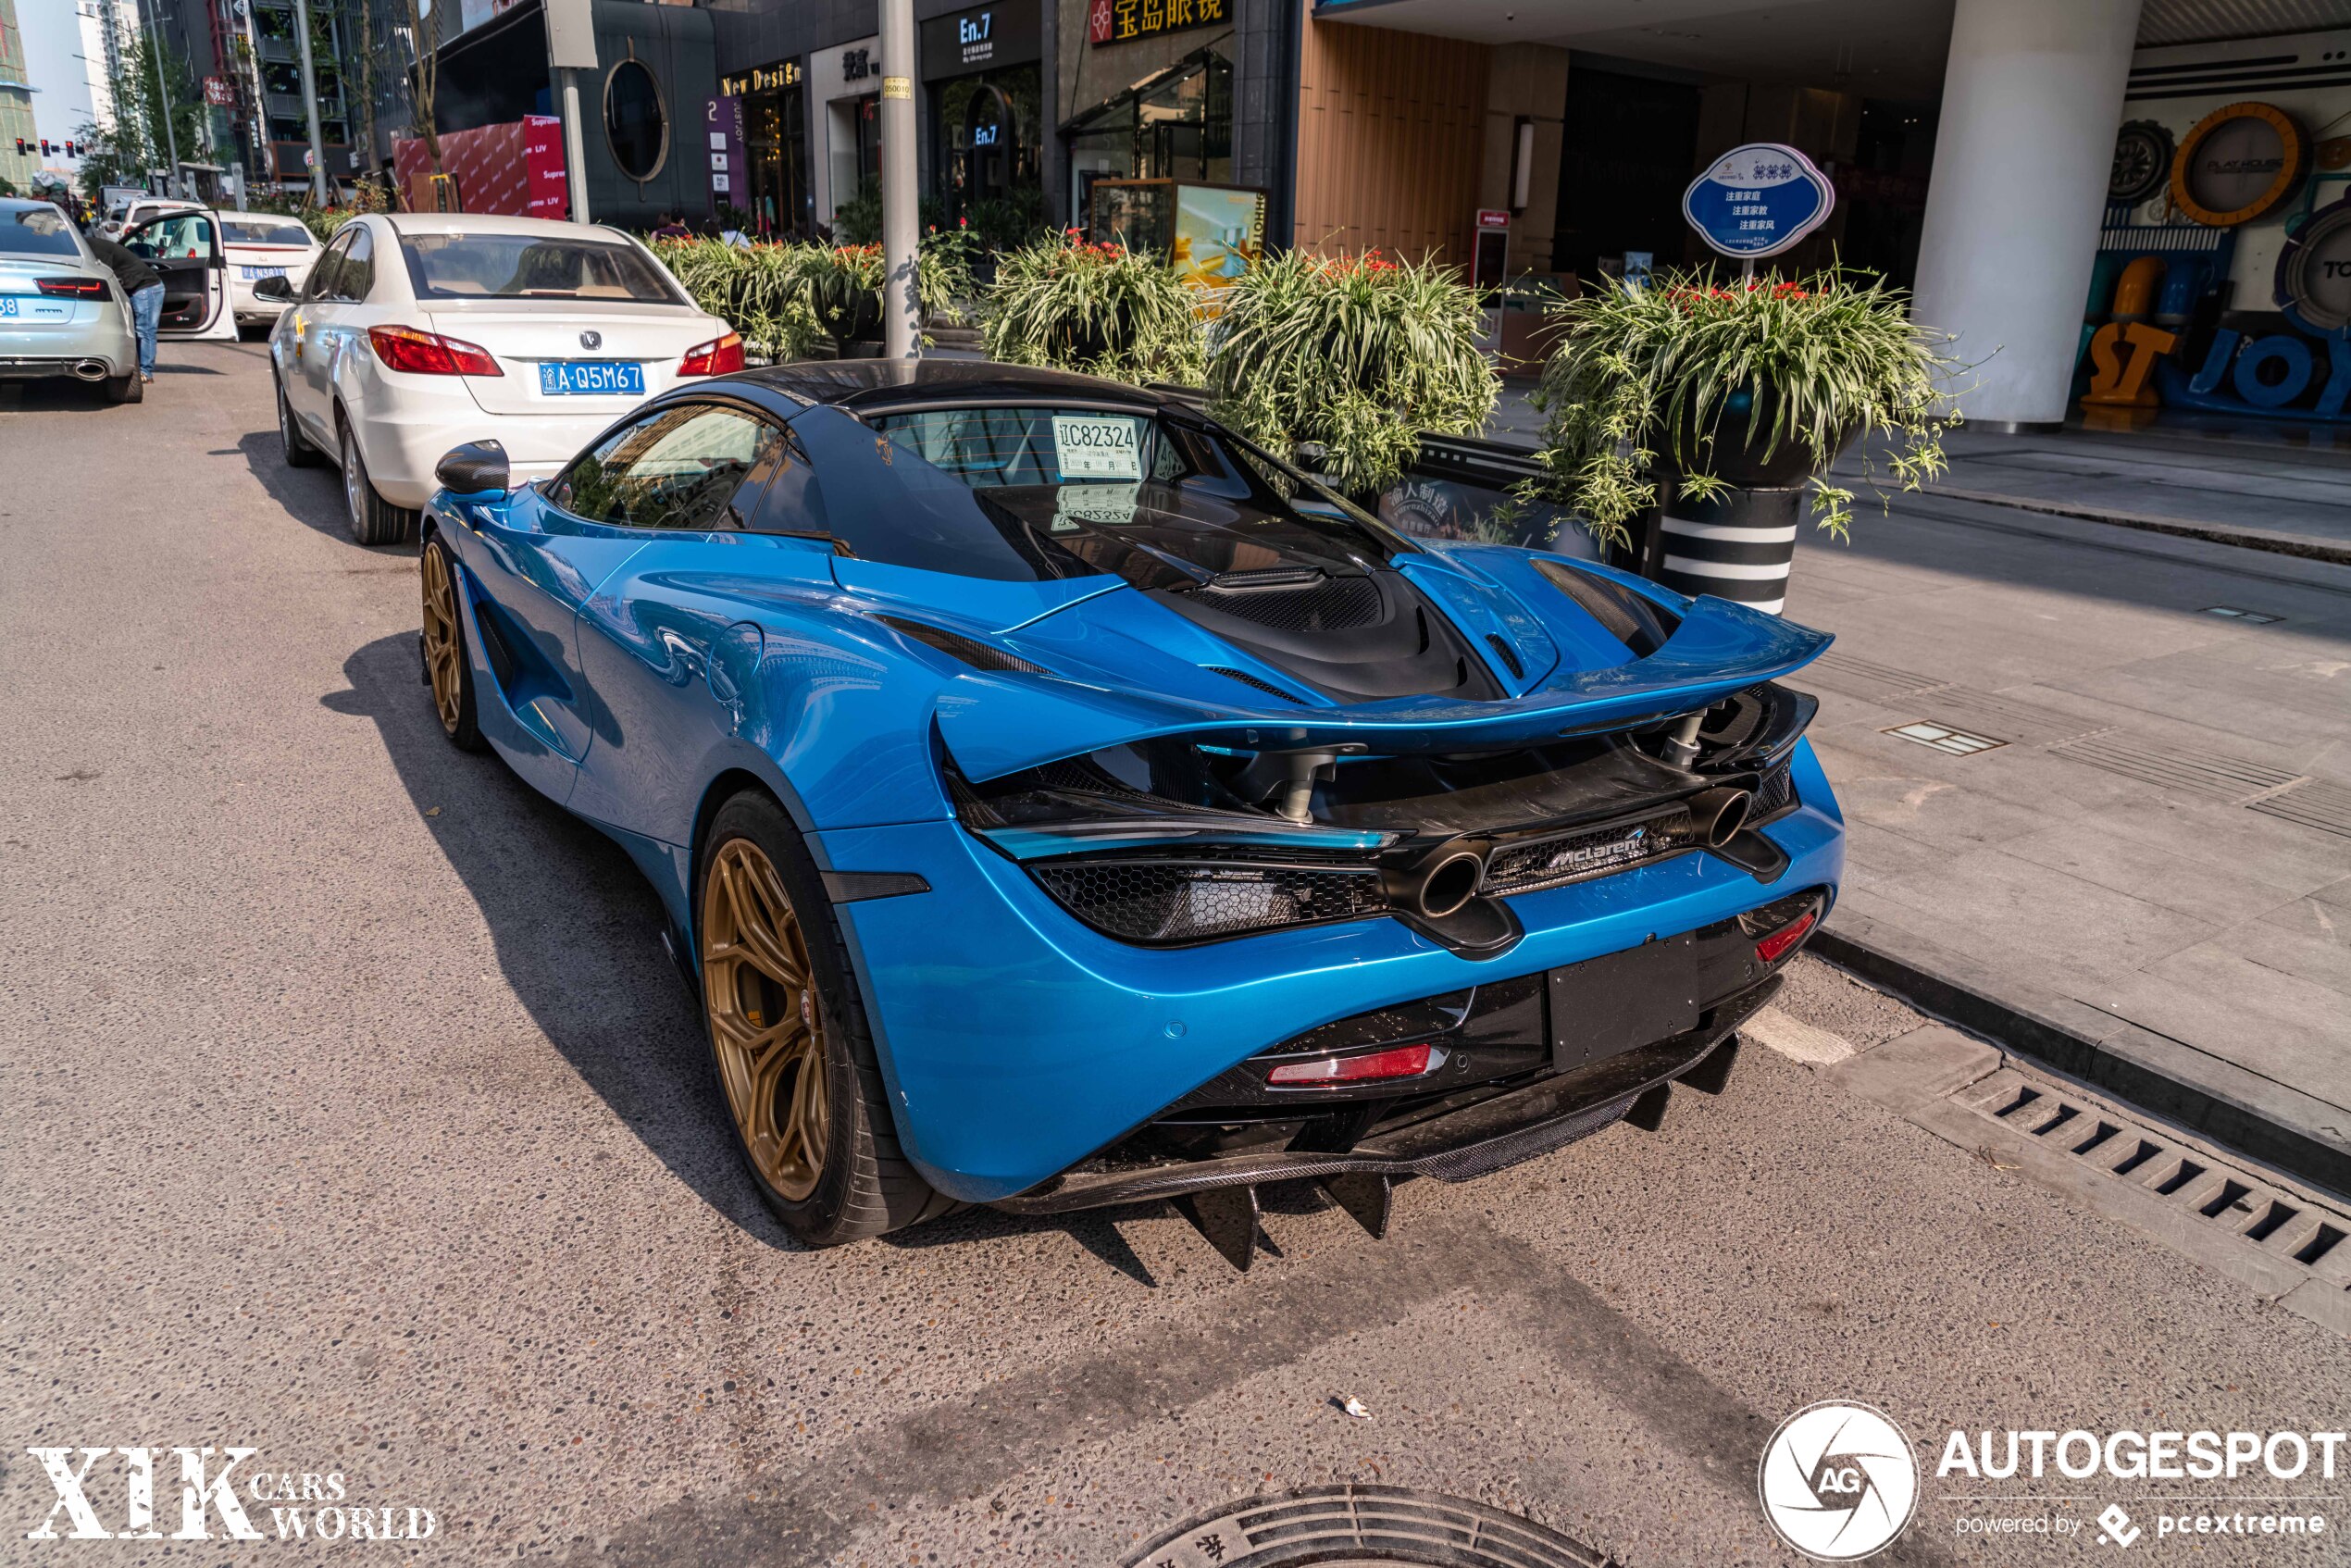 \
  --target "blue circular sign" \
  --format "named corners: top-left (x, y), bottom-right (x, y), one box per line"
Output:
top-left (1683, 143), bottom-right (1836, 259)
